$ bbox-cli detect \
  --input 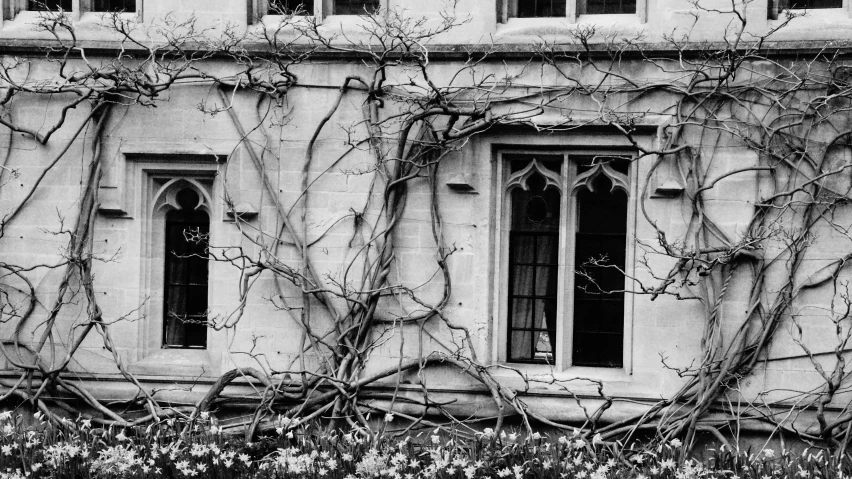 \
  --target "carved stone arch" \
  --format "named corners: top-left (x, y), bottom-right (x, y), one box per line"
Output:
top-left (152, 178), bottom-right (214, 216)
top-left (571, 163), bottom-right (629, 195)
top-left (505, 158), bottom-right (563, 193)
